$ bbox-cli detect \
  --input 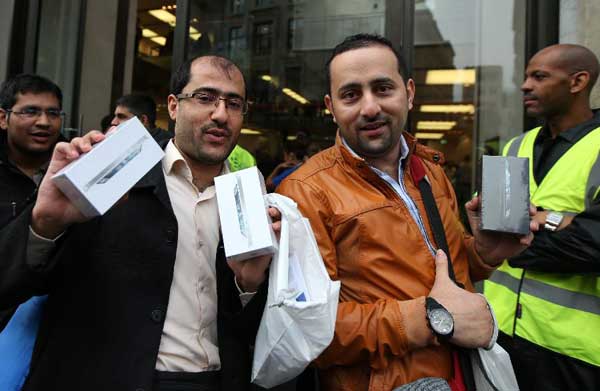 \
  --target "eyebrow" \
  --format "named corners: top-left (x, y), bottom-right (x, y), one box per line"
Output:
top-left (191, 87), bottom-right (244, 100)
top-left (337, 77), bottom-right (398, 94)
